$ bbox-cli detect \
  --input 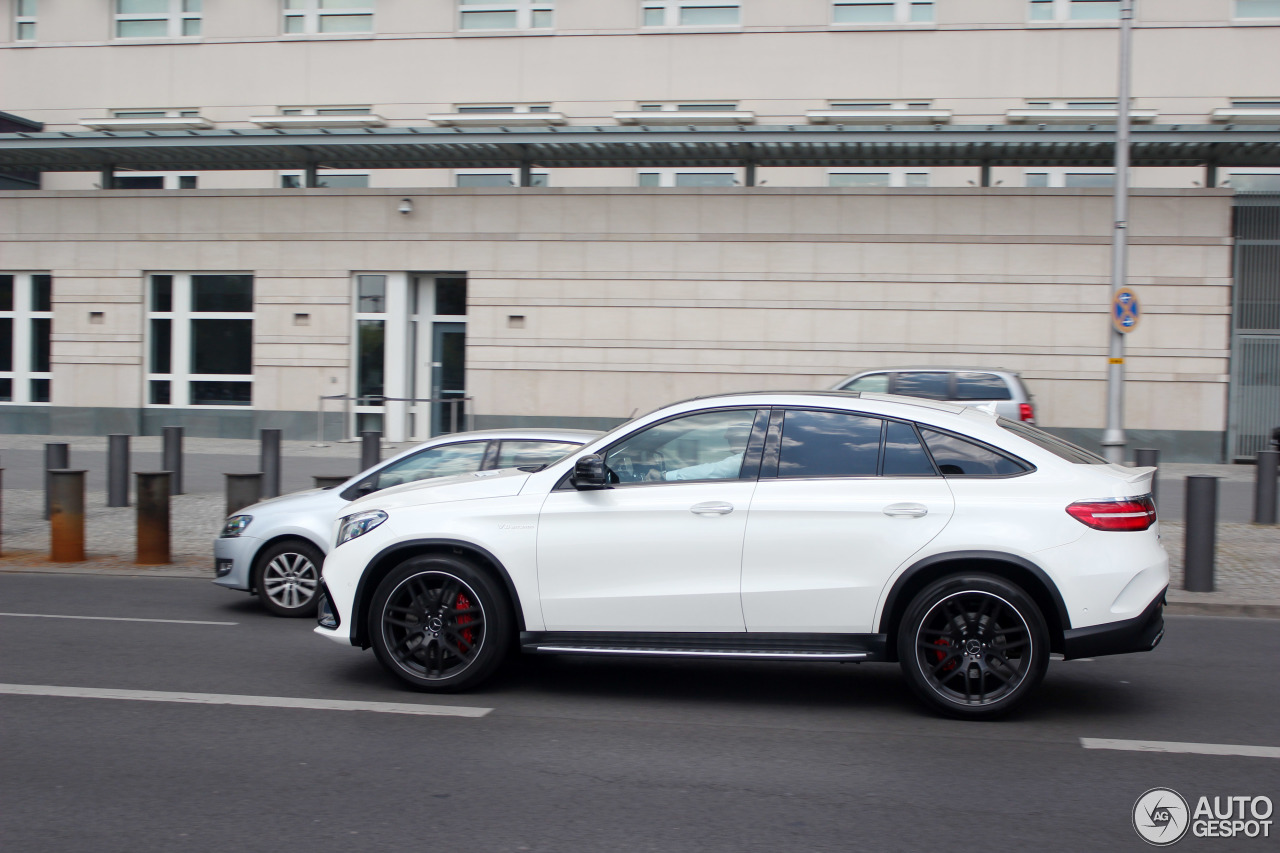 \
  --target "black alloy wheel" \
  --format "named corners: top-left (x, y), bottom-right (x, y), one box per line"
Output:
top-left (369, 555), bottom-right (511, 692)
top-left (252, 539), bottom-right (324, 618)
top-left (898, 574), bottom-right (1049, 719)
